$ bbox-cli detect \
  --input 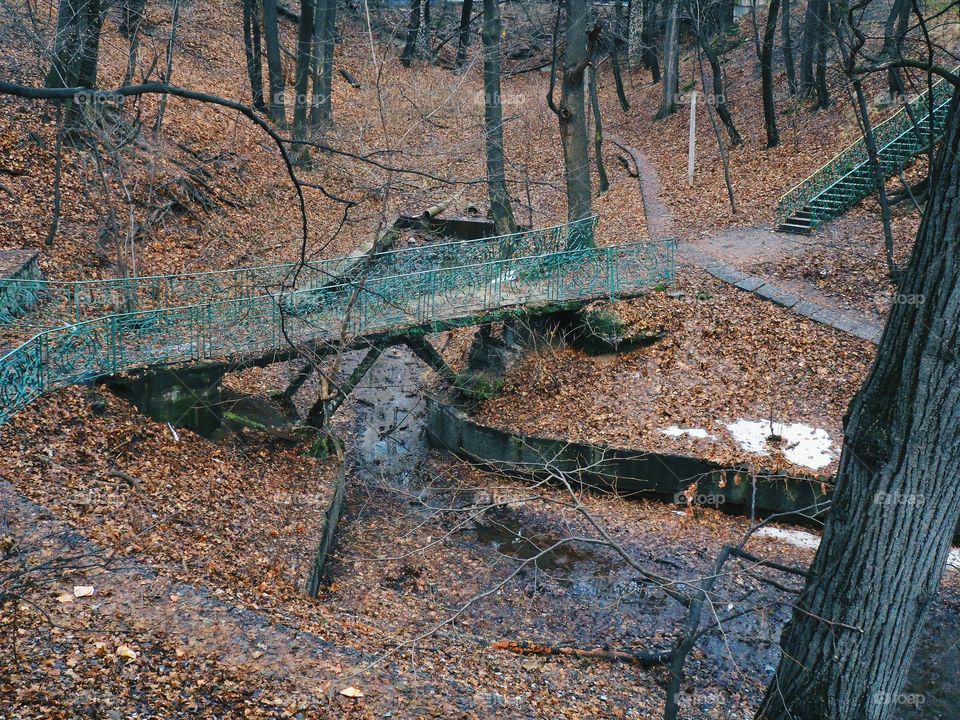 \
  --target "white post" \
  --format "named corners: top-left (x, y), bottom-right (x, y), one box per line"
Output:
top-left (687, 90), bottom-right (697, 186)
